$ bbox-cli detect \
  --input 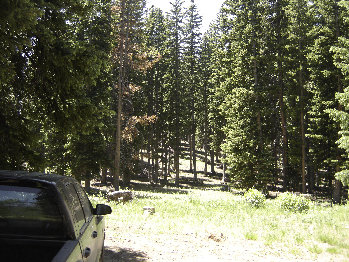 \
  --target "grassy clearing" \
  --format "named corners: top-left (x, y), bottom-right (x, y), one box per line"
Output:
top-left (90, 187), bottom-right (349, 260)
